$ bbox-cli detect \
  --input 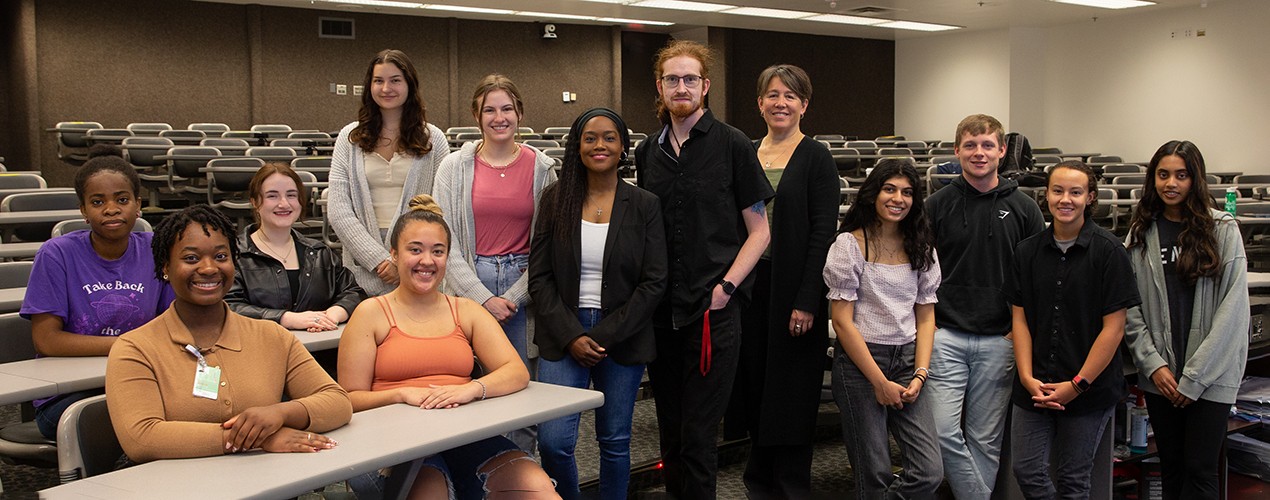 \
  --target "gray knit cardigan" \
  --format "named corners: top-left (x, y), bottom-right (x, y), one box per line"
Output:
top-left (327, 121), bottom-right (450, 296)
